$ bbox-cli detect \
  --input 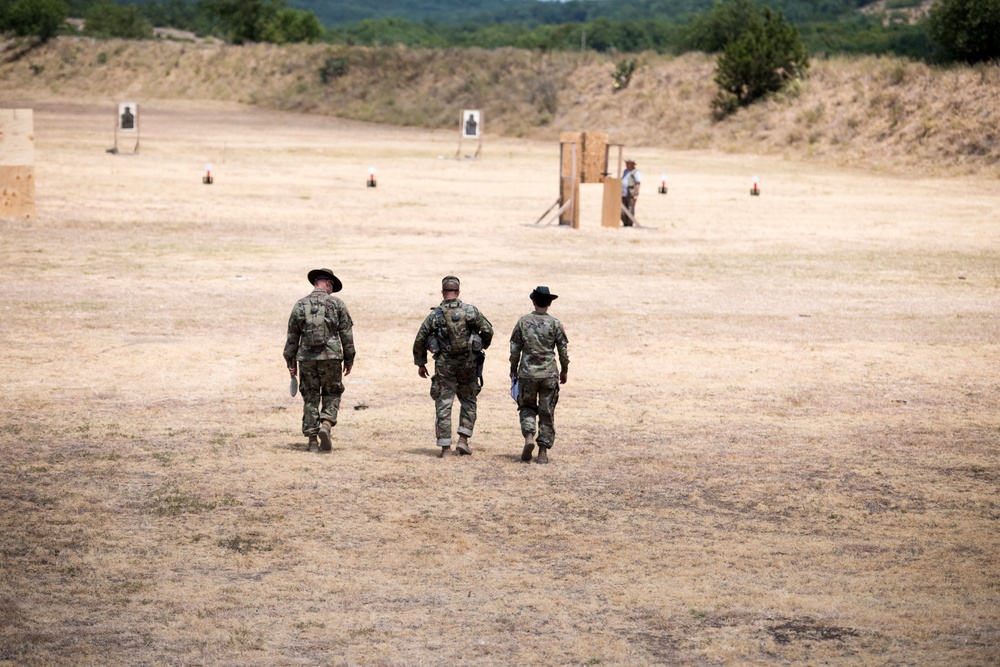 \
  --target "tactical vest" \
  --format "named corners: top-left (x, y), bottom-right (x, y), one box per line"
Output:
top-left (625, 169), bottom-right (638, 196)
top-left (433, 304), bottom-right (482, 356)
